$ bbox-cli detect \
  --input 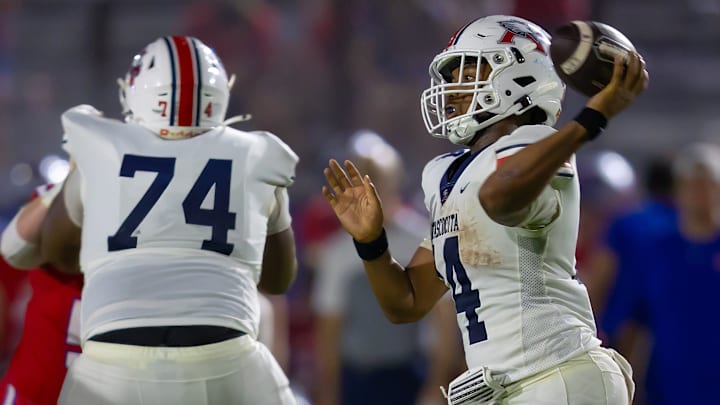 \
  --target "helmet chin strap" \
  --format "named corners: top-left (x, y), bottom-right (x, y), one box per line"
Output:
top-left (126, 114), bottom-right (253, 140)
top-left (222, 114), bottom-right (253, 126)
top-left (448, 116), bottom-right (484, 145)
top-left (117, 78), bottom-right (131, 116)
